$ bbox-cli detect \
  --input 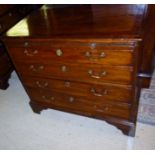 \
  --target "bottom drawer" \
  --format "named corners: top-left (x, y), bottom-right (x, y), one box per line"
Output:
top-left (26, 87), bottom-right (131, 120)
